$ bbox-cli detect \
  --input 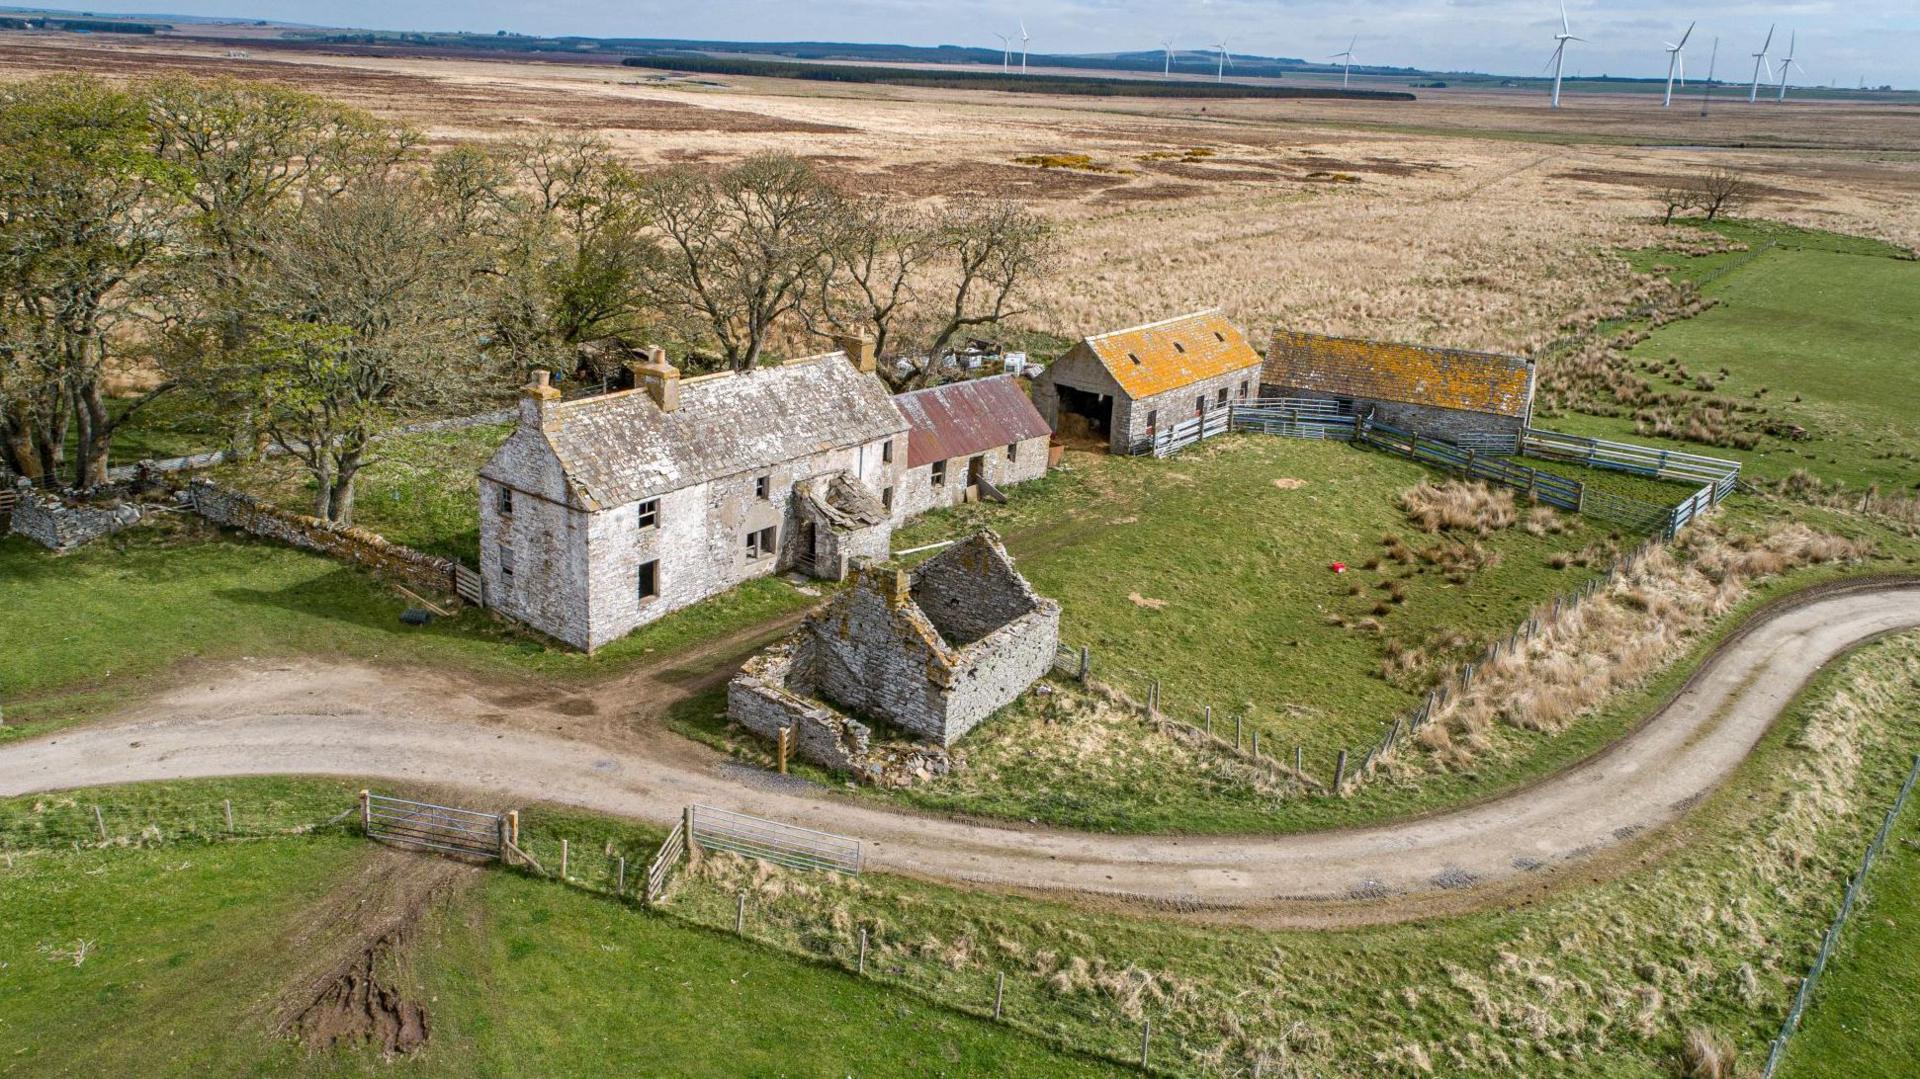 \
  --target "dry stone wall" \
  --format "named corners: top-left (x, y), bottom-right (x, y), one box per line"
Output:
top-left (6, 483), bottom-right (145, 551)
top-left (186, 480), bottom-right (458, 596)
